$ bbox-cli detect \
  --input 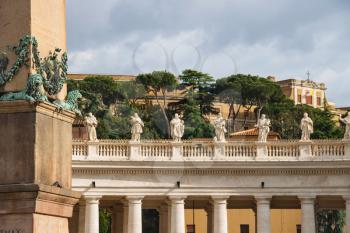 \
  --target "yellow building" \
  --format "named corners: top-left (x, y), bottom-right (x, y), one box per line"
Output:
top-left (184, 209), bottom-right (301, 233)
top-left (275, 78), bottom-right (326, 109)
